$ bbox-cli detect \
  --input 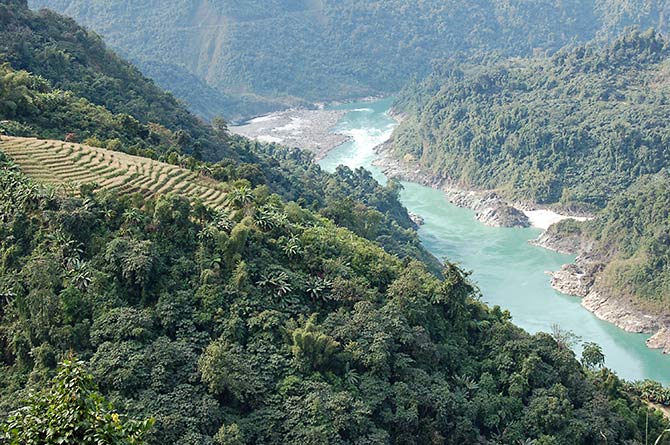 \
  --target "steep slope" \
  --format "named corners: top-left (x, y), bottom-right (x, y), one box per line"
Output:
top-left (1, 153), bottom-right (668, 445)
top-left (391, 29), bottom-right (670, 209)
top-left (0, 60), bottom-right (438, 271)
top-left (0, 1), bottom-right (669, 442)
top-left (1, 0), bottom-right (203, 131)
top-left (0, 1), bottom-right (438, 273)
top-left (29, 0), bottom-right (670, 117)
